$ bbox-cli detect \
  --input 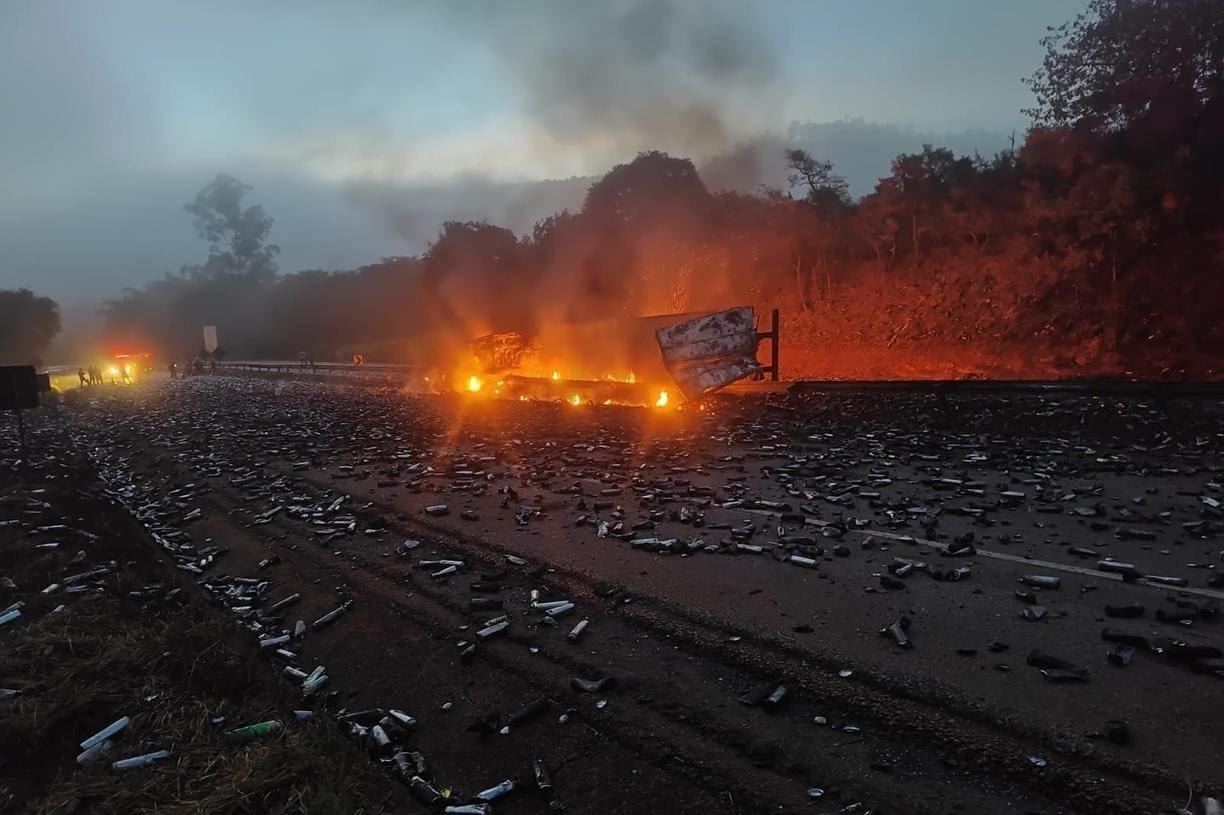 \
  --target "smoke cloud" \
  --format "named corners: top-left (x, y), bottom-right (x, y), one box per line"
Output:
top-left (444, 0), bottom-right (779, 169)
